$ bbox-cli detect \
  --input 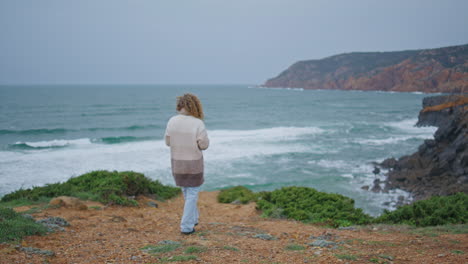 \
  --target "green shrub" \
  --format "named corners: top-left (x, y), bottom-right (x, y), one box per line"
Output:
top-left (375, 192), bottom-right (468, 227)
top-left (256, 186), bottom-right (372, 227)
top-left (1, 171), bottom-right (180, 206)
top-left (0, 207), bottom-right (48, 243)
top-left (218, 186), bottom-right (256, 204)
